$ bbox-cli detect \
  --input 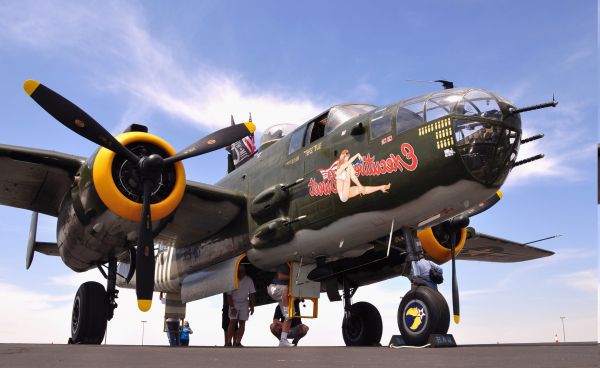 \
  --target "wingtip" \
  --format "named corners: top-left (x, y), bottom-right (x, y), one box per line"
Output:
top-left (23, 80), bottom-right (40, 96)
top-left (138, 299), bottom-right (152, 312)
top-left (244, 121), bottom-right (256, 134)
